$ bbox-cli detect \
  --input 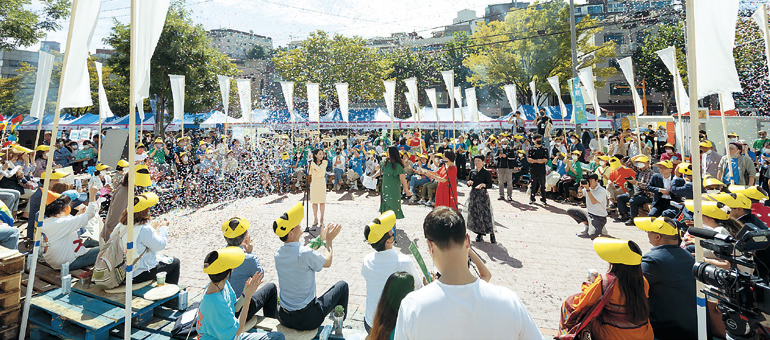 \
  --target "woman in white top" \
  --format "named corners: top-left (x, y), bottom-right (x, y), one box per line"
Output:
top-left (309, 149), bottom-right (328, 227)
top-left (332, 148), bottom-right (346, 191)
top-left (110, 192), bottom-right (181, 284)
top-left (40, 191), bottom-right (100, 270)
